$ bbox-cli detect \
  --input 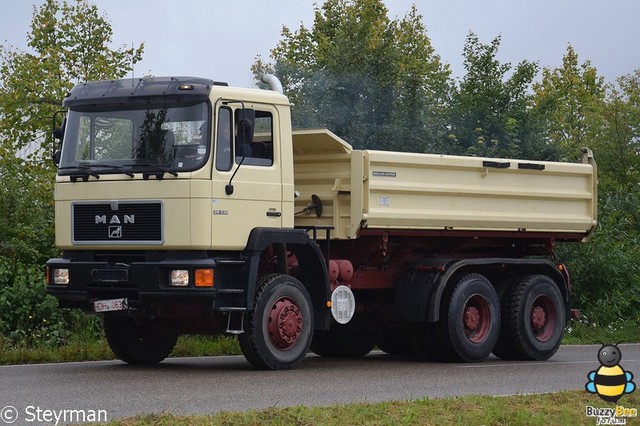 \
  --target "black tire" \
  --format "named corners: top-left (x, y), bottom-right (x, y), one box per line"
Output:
top-left (493, 274), bottom-right (565, 361)
top-left (103, 315), bottom-right (178, 365)
top-left (239, 273), bottom-right (313, 370)
top-left (430, 273), bottom-right (500, 362)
